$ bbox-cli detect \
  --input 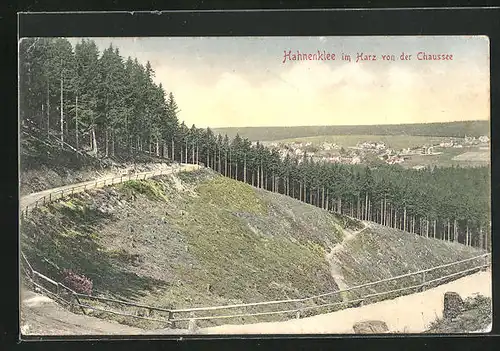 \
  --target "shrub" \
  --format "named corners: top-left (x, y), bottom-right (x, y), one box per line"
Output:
top-left (62, 269), bottom-right (93, 295)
